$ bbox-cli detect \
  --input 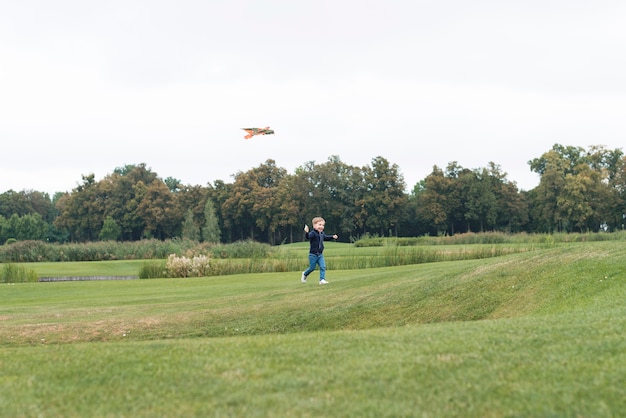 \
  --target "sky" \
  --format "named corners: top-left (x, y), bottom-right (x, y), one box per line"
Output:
top-left (2, 0), bottom-right (626, 196)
